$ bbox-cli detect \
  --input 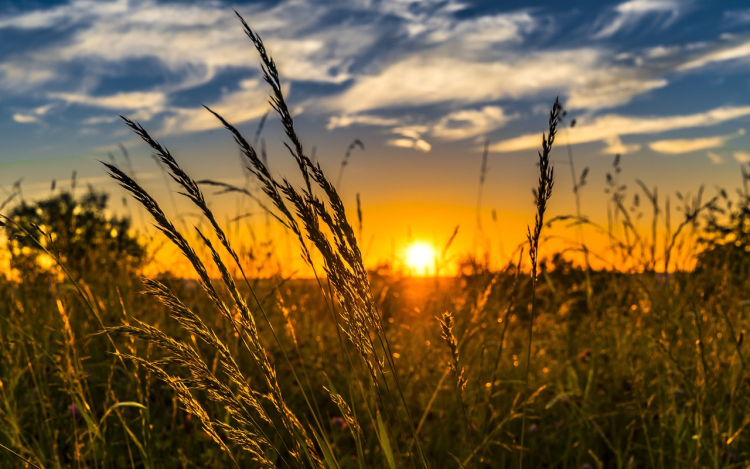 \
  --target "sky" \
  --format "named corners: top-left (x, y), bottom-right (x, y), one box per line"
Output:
top-left (2, 0), bottom-right (750, 273)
